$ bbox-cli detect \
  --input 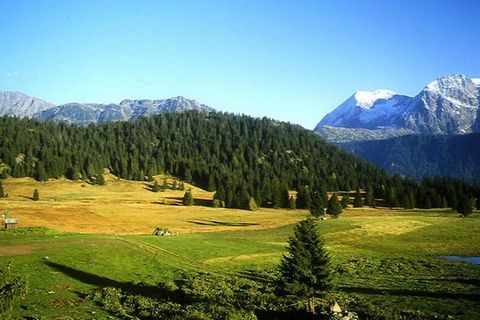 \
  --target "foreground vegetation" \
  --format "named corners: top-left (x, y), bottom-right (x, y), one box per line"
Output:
top-left (1, 177), bottom-right (479, 318)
